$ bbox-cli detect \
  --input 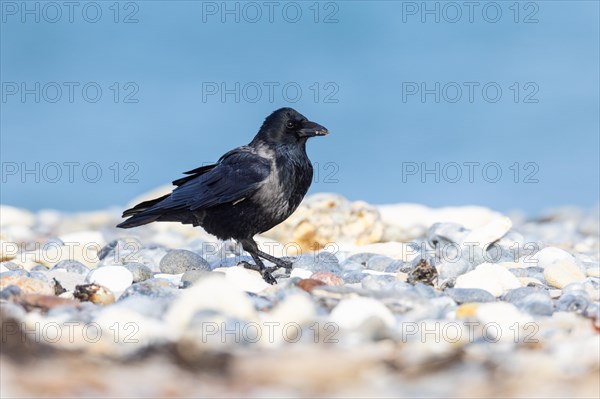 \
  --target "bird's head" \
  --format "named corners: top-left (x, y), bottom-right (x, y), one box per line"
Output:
top-left (253, 108), bottom-right (328, 146)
